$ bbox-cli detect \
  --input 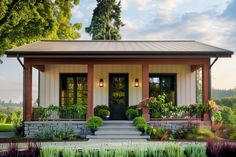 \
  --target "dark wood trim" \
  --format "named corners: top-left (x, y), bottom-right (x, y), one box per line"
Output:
top-left (87, 64), bottom-right (94, 119)
top-left (191, 65), bottom-right (202, 72)
top-left (24, 63), bottom-right (32, 121)
top-left (59, 73), bottom-right (87, 106)
top-left (149, 73), bottom-right (177, 105)
top-left (203, 61), bottom-right (210, 104)
top-left (33, 65), bottom-right (45, 72)
top-left (24, 58), bottom-right (210, 65)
